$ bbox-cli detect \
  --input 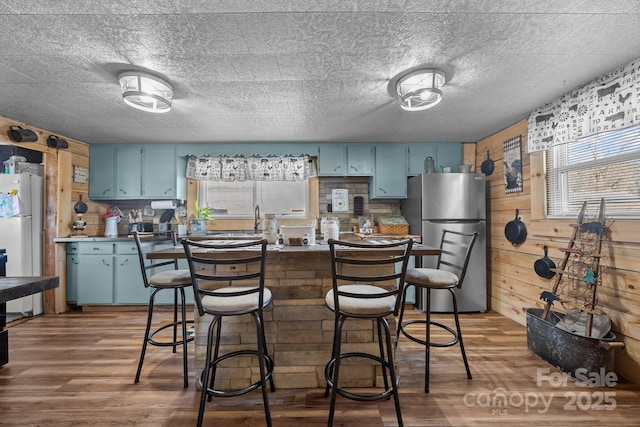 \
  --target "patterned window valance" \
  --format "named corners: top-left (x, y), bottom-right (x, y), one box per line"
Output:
top-left (527, 57), bottom-right (639, 153)
top-left (186, 154), bottom-right (317, 181)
